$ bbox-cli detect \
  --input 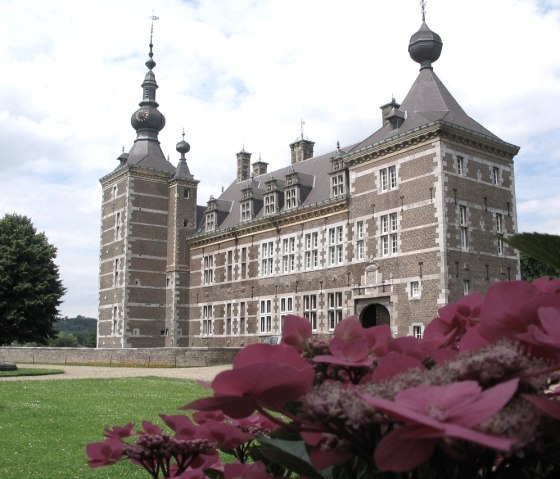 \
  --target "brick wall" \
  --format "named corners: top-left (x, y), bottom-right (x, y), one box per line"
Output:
top-left (0, 347), bottom-right (240, 367)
